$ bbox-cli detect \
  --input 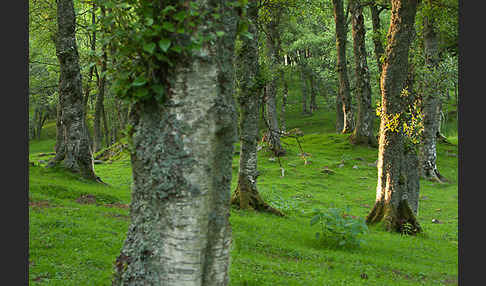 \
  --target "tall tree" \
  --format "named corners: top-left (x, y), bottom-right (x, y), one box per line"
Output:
top-left (231, 1), bottom-right (283, 217)
top-left (299, 59), bottom-right (311, 115)
top-left (309, 72), bottom-right (318, 112)
top-left (48, 0), bottom-right (98, 181)
top-left (110, 1), bottom-right (240, 284)
top-left (417, 1), bottom-right (447, 183)
top-left (93, 4), bottom-right (108, 153)
top-left (366, 0), bottom-right (421, 233)
top-left (370, 2), bottom-right (386, 76)
top-left (349, 0), bottom-right (377, 146)
top-left (332, 0), bottom-right (354, 133)
top-left (263, 7), bottom-right (286, 156)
